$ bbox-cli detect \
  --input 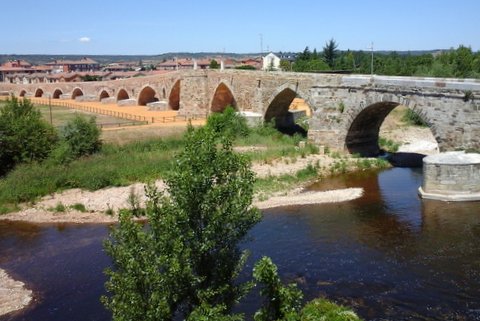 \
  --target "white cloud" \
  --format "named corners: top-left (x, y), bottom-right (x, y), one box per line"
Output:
top-left (79, 37), bottom-right (91, 43)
